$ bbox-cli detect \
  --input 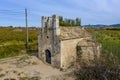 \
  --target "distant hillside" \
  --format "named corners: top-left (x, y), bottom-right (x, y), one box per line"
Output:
top-left (110, 24), bottom-right (120, 27)
top-left (84, 24), bottom-right (120, 27)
